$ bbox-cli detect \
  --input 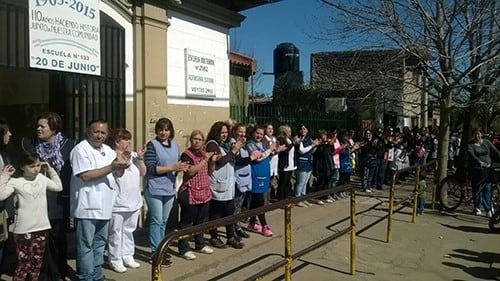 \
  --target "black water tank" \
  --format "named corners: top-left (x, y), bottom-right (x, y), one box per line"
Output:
top-left (273, 43), bottom-right (299, 74)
